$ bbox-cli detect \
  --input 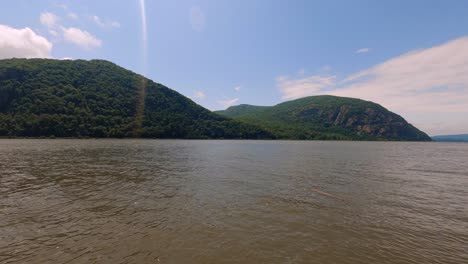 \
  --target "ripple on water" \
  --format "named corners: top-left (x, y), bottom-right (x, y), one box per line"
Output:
top-left (0, 139), bottom-right (467, 263)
